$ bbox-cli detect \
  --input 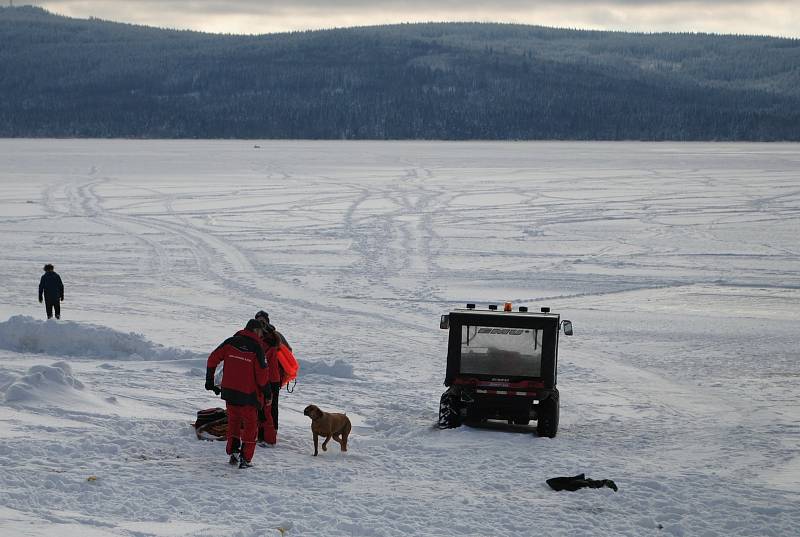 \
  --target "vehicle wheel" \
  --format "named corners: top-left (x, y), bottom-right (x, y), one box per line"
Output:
top-left (536, 390), bottom-right (559, 438)
top-left (438, 388), bottom-right (462, 429)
